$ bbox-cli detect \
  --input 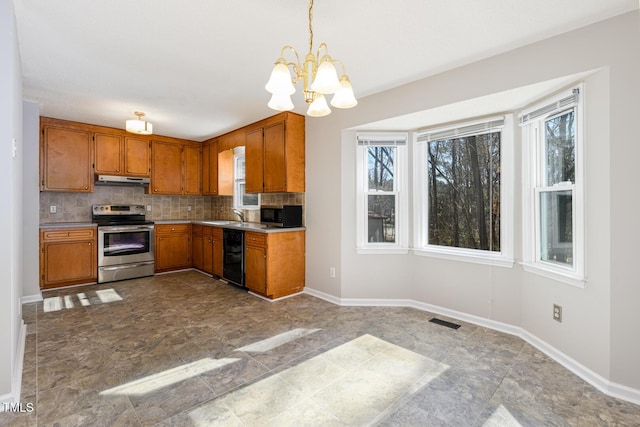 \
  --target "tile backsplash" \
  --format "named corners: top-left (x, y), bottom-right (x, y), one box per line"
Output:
top-left (39, 186), bottom-right (305, 224)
